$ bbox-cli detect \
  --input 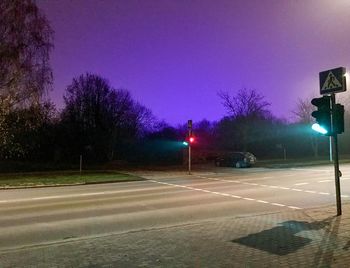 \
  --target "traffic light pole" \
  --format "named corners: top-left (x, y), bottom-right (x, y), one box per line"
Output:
top-left (188, 121), bottom-right (192, 175)
top-left (331, 93), bottom-right (342, 216)
top-left (188, 143), bottom-right (191, 175)
top-left (329, 137), bottom-right (332, 162)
